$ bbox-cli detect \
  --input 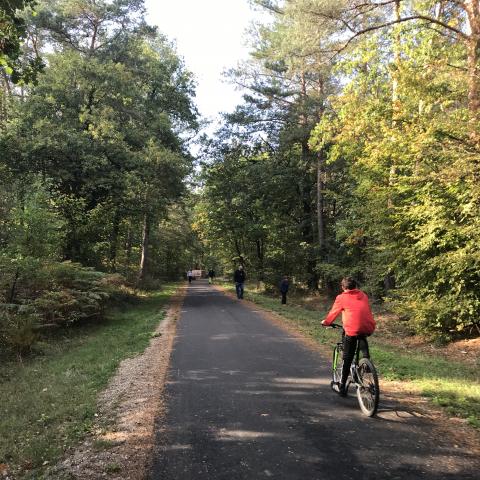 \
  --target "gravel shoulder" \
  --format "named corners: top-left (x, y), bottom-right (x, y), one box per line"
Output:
top-left (50, 286), bottom-right (186, 480)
